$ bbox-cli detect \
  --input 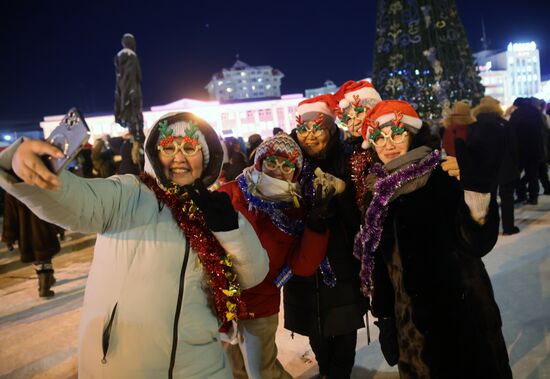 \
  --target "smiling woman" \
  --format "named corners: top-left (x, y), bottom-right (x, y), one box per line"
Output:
top-left (294, 94), bottom-right (338, 158)
top-left (0, 111), bottom-right (271, 378)
top-left (353, 99), bottom-right (512, 378)
top-left (156, 121), bottom-right (206, 186)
